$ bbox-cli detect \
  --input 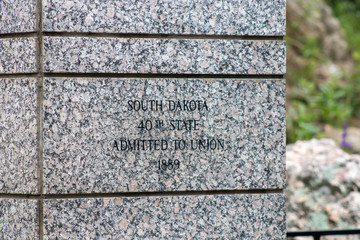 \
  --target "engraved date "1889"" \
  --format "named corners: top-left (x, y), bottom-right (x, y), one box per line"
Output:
top-left (158, 159), bottom-right (180, 171)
